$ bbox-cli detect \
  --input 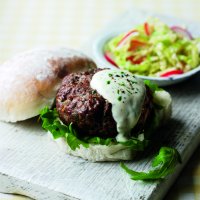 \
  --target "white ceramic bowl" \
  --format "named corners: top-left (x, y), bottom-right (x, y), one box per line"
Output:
top-left (93, 31), bottom-right (200, 87)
